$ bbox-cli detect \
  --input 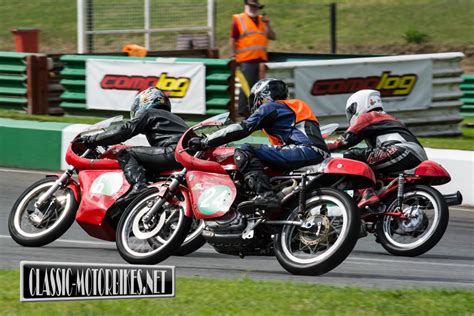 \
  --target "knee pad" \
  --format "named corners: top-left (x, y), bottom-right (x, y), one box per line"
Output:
top-left (117, 148), bottom-right (131, 167)
top-left (234, 148), bottom-right (251, 172)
